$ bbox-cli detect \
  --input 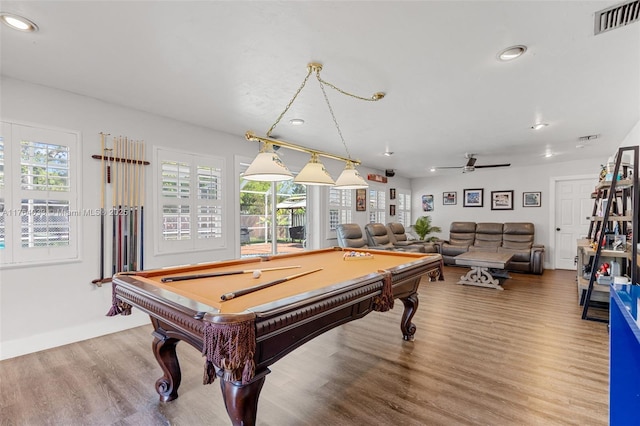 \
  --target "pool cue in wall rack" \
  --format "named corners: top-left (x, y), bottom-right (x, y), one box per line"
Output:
top-left (91, 135), bottom-right (149, 286)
